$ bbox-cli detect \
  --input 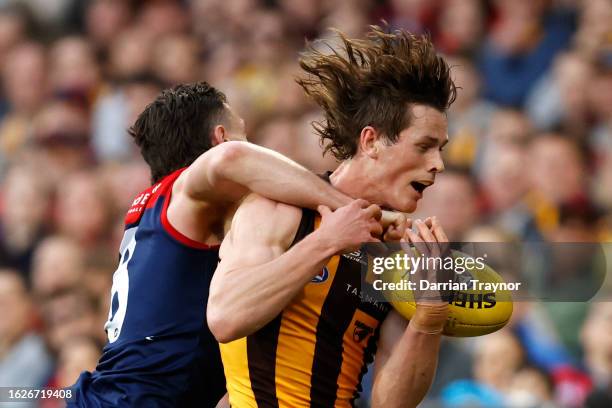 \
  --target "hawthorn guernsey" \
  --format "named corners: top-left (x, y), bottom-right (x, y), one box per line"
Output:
top-left (69, 168), bottom-right (225, 407)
